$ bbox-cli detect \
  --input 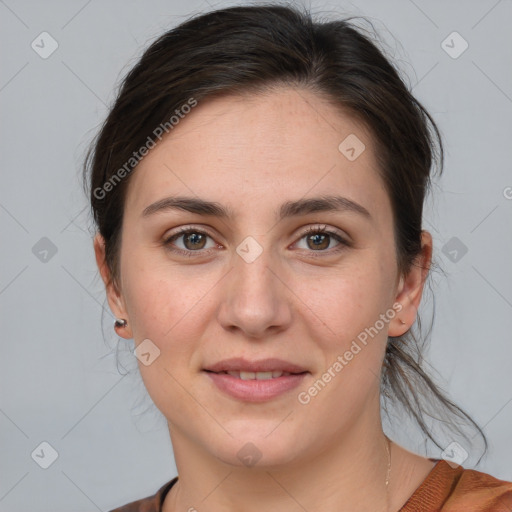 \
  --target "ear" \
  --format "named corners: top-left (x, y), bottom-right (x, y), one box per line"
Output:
top-left (388, 230), bottom-right (432, 337)
top-left (93, 233), bottom-right (133, 339)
